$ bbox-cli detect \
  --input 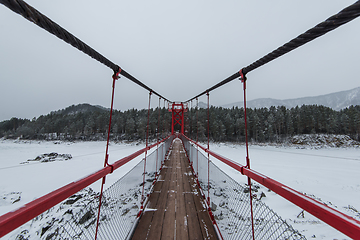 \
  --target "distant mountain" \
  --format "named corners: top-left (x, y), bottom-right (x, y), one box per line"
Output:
top-left (221, 87), bottom-right (360, 110)
top-left (52, 103), bottom-right (108, 115)
top-left (197, 101), bottom-right (209, 109)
